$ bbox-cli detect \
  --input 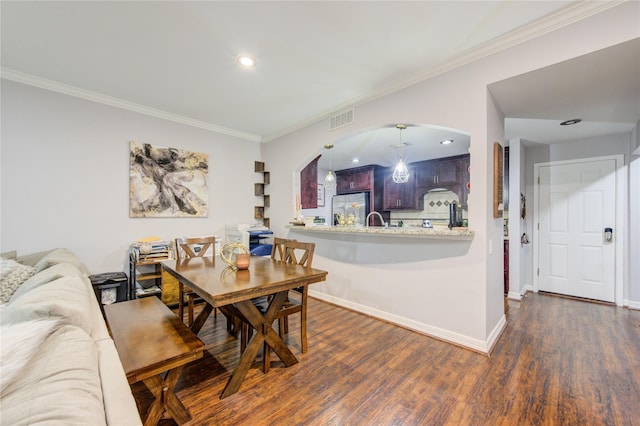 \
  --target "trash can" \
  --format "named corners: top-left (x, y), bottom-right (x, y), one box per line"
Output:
top-left (89, 272), bottom-right (128, 311)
